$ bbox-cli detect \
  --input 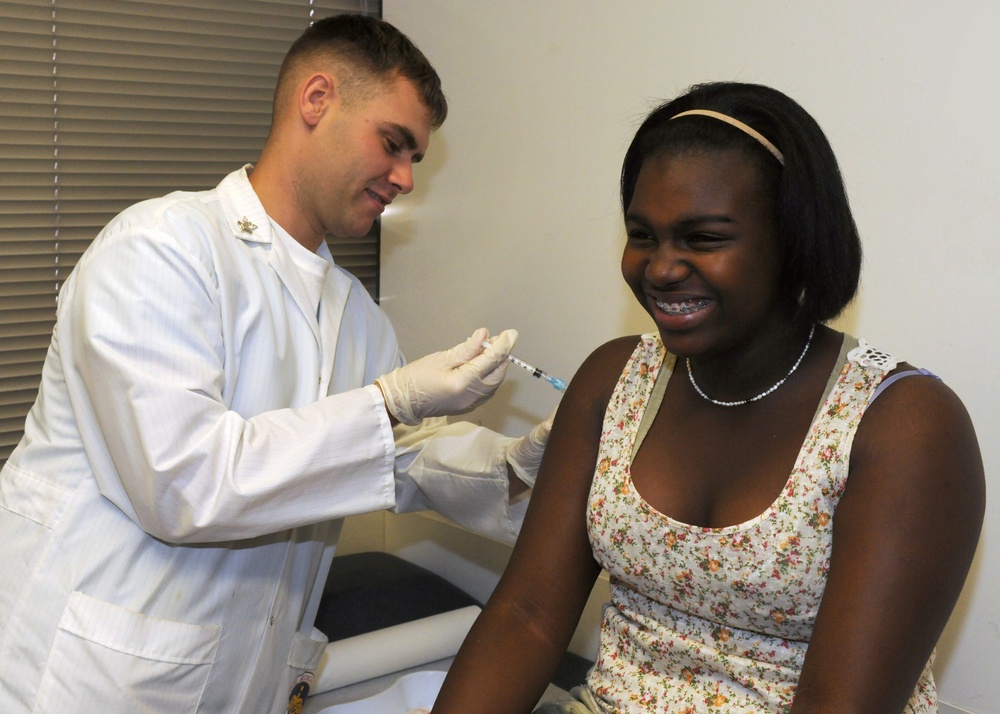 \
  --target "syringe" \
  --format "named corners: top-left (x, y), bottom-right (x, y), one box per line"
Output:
top-left (482, 340), bottom-right (567, 392)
